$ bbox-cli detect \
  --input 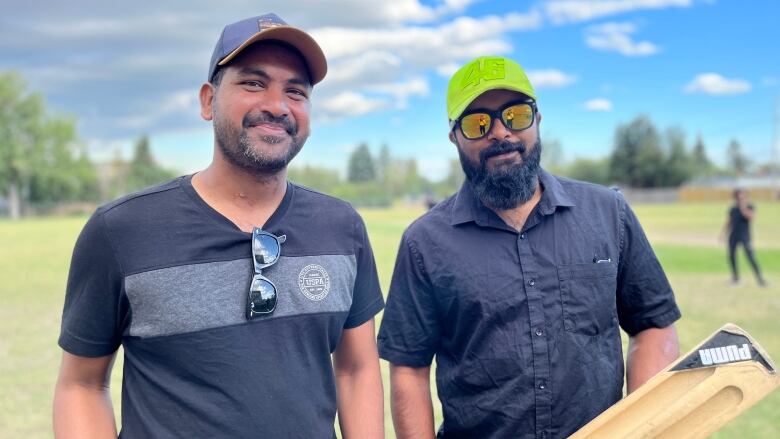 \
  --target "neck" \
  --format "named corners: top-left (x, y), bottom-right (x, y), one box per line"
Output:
top-left (192, 154), bottom-right (288, 232)
top-left (488, 179), bottom-right (543, 232)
